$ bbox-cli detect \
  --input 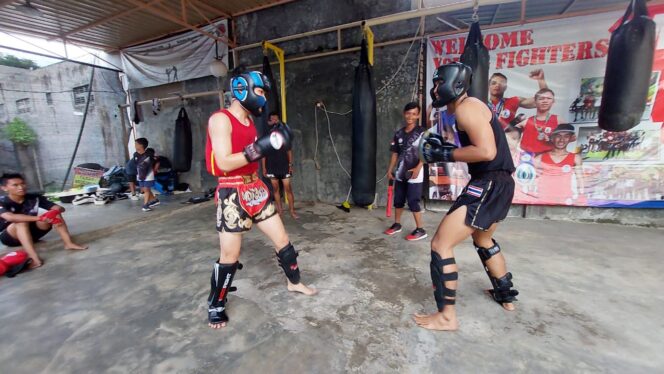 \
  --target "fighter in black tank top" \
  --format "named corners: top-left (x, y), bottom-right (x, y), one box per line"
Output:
top-left (414, 62), bottom-right (519, 332)
top-left (457, 108), bottom-right (515, 178)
